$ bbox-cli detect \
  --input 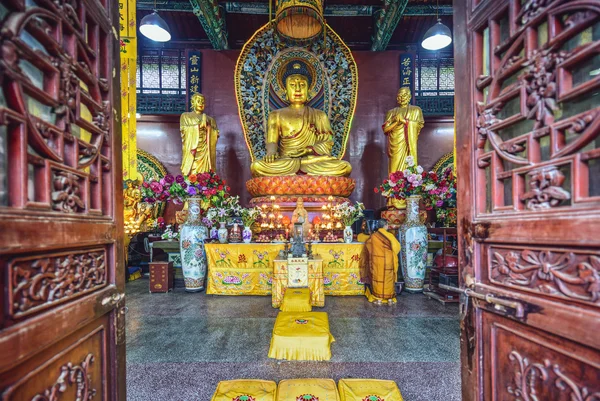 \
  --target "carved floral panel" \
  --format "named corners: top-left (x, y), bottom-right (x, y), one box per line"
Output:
top-left (1, 325), bottom-right (106, 400)
top-left (9, 249), bottom-right (107, 319)
top-left (488, 245), bottom-right (600, 306)
top-left (0, 0), bottom-right (114, 215)
top-left (485, 315), bottom-right (600, 401)
top-left (472, 0), bottom-right (600, 214)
